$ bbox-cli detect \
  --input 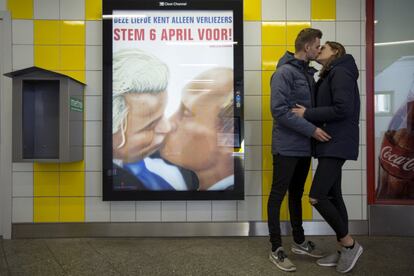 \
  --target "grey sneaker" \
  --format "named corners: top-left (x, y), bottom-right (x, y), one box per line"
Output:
top-left (336, 241), bottom-right (363, 273)
top-left (291, 240), bottom-right (325, 258)
top-left (316, 251), bottom-right (341, 267)
top-left (269, 247), bottom-right (296, 272)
